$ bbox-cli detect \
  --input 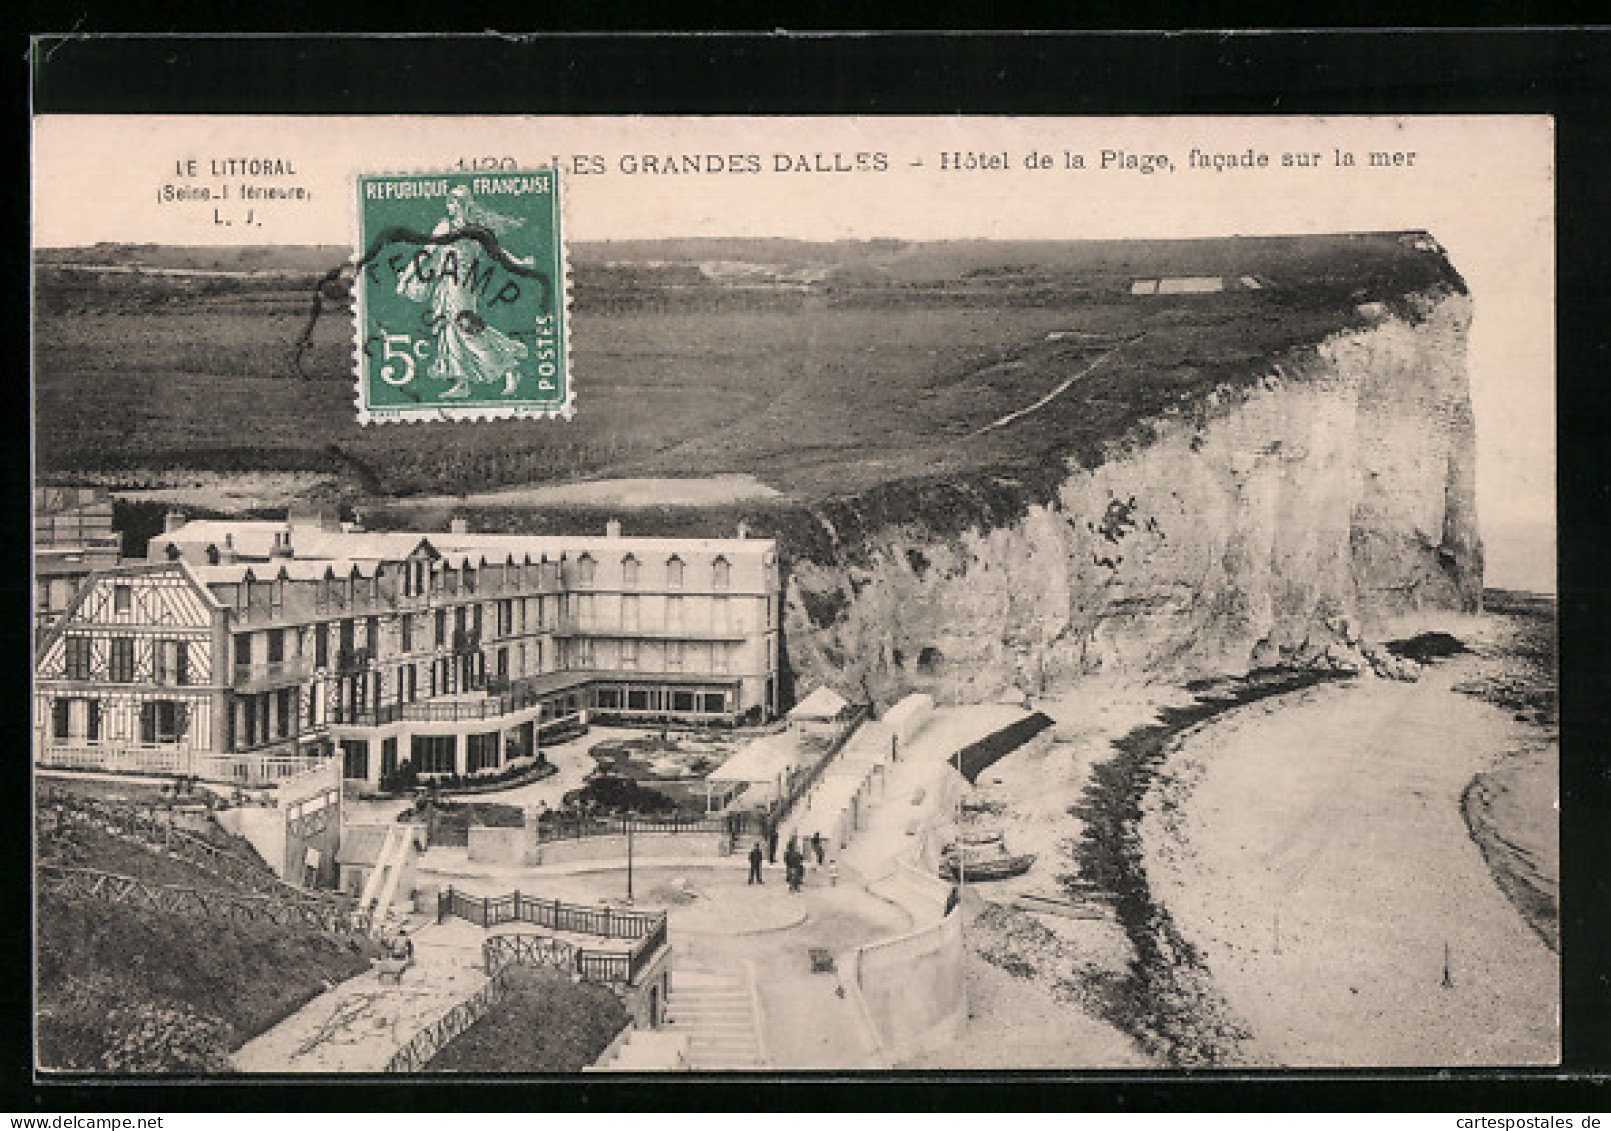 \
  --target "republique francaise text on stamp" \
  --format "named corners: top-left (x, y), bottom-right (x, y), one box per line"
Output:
top-left (353, 169), bottom-right (571, 423)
